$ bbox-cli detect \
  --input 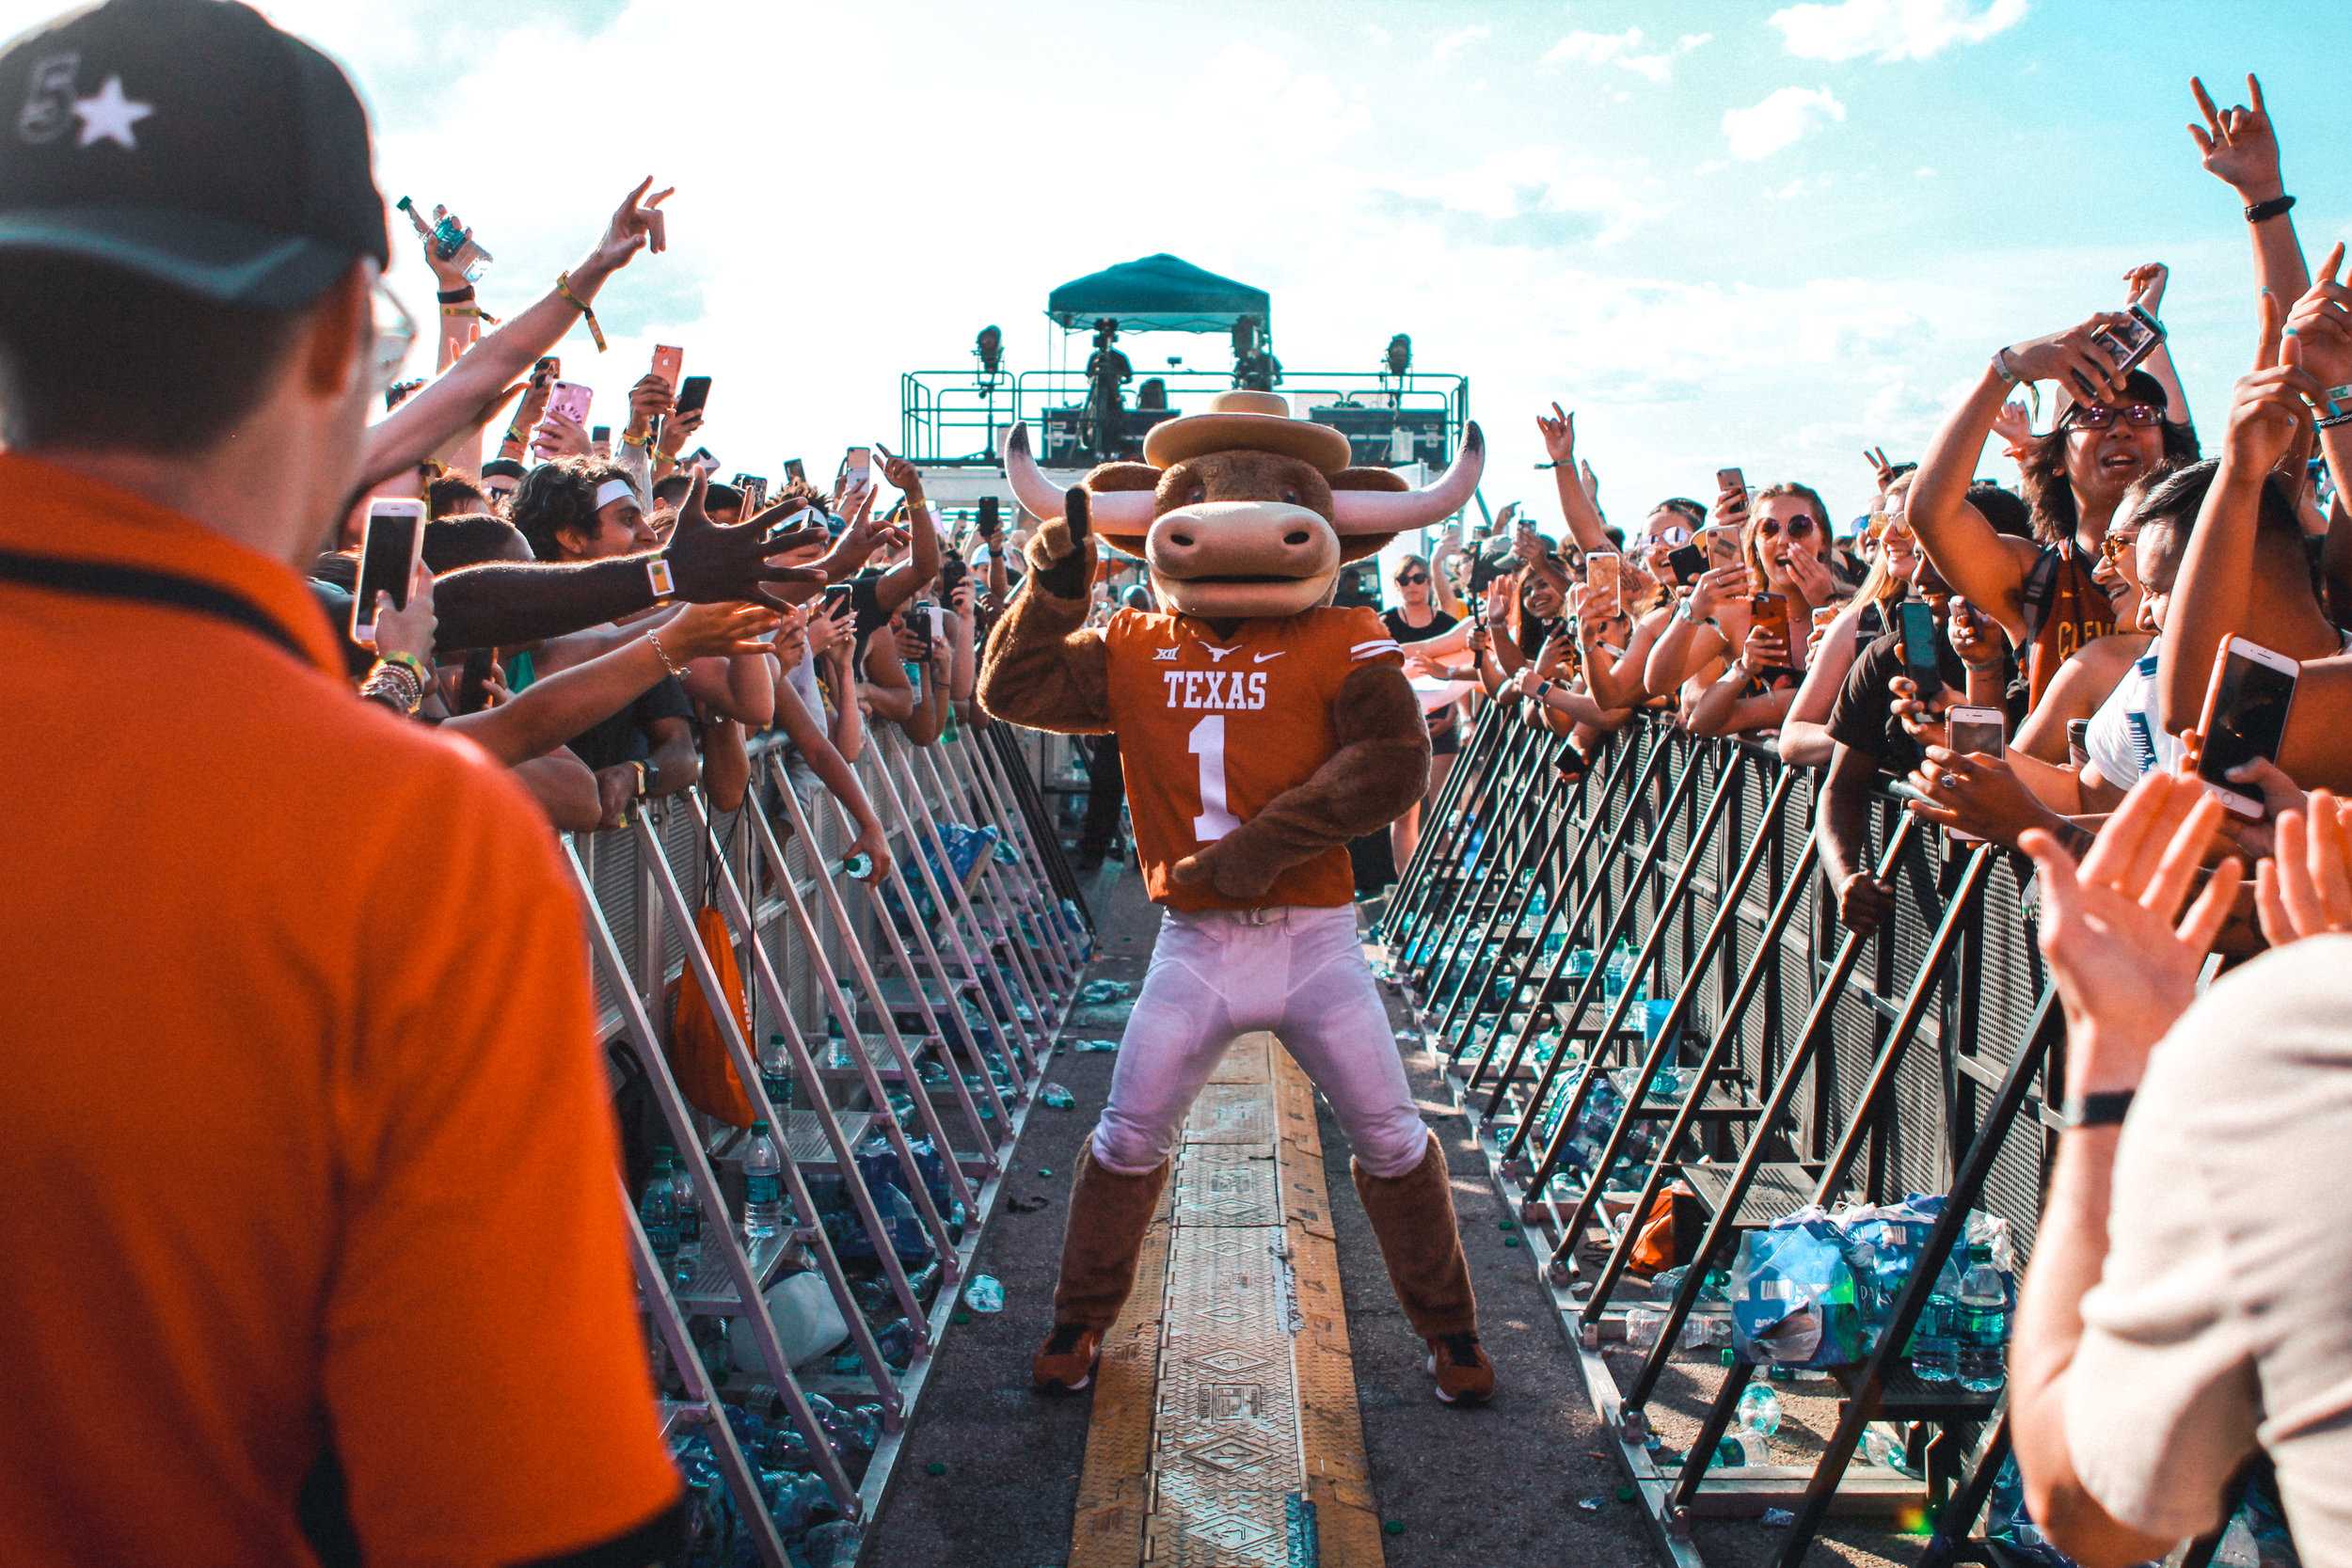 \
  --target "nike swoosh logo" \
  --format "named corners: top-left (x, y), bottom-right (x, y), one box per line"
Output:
top-left (1253, 651), bottom-right (1287, 664)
